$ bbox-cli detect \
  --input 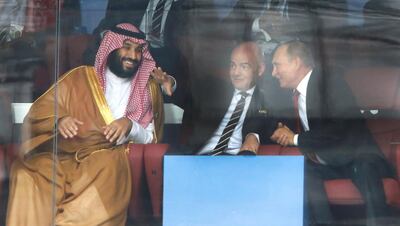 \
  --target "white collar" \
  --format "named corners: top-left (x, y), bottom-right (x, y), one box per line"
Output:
top-left (234, 86), bottom-right (256, 97)
top-left (295, 70), bottom-right (312, 96)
